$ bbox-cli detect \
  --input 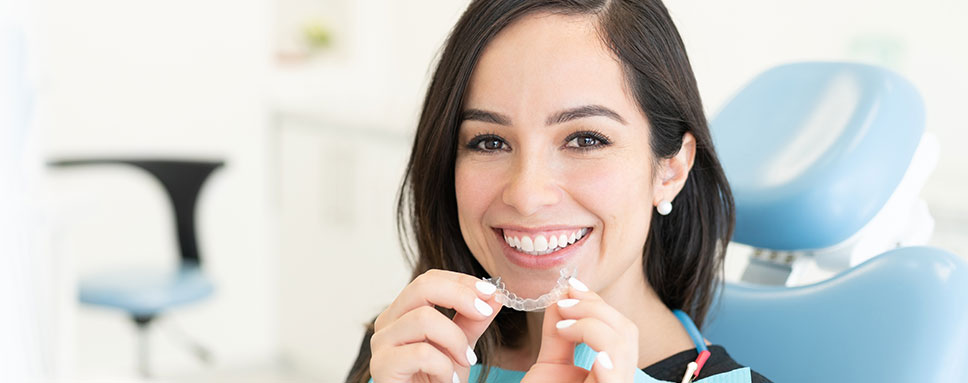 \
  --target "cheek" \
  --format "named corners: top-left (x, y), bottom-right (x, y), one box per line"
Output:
top-left (566, 156), bottom-right (652, 205)
top-left (455, 159), bottom-right (504, 235)
top-left (564, 156), bottom-right (653, 240)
